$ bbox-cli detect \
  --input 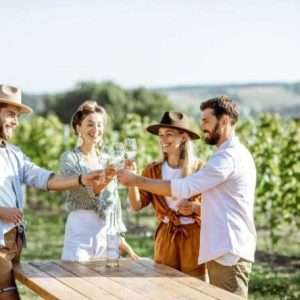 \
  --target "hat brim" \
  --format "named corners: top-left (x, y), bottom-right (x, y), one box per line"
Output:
top-left (0, 98), bottom-right (33, 113)
top-left (146, 124), bottom-right (200, 140)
